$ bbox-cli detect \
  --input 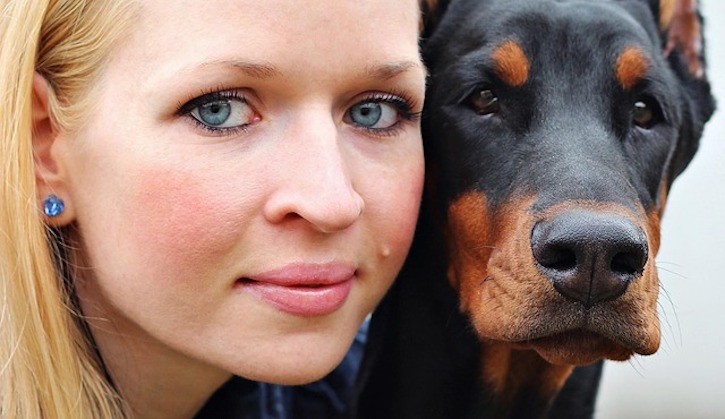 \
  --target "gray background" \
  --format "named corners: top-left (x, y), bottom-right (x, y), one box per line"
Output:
top-left (597, 0), bottom-right (725, 417)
